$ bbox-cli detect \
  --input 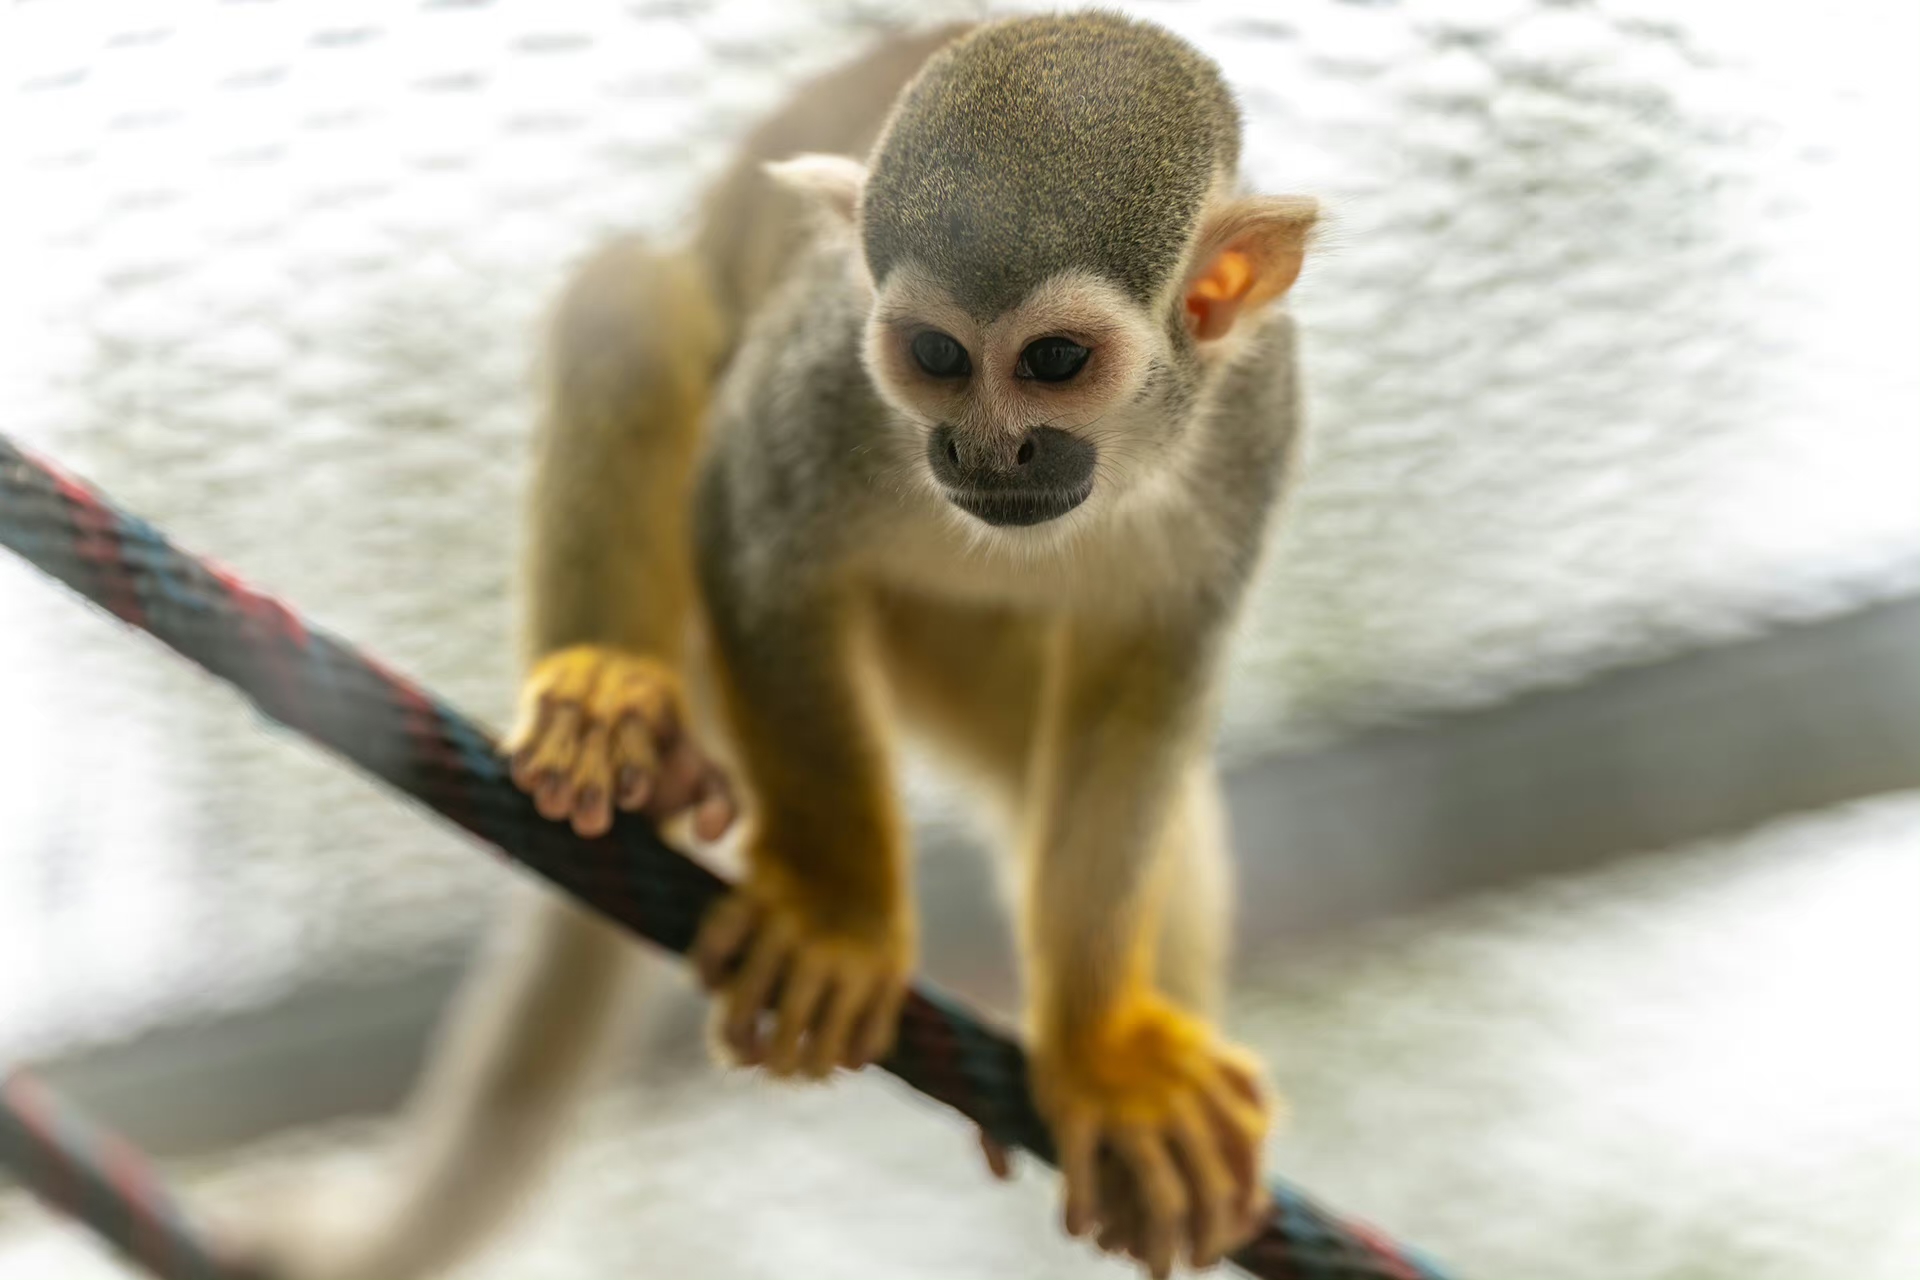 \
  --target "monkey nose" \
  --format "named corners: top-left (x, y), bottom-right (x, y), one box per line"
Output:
top-left (926, 425), bottom-right (1096, 527)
